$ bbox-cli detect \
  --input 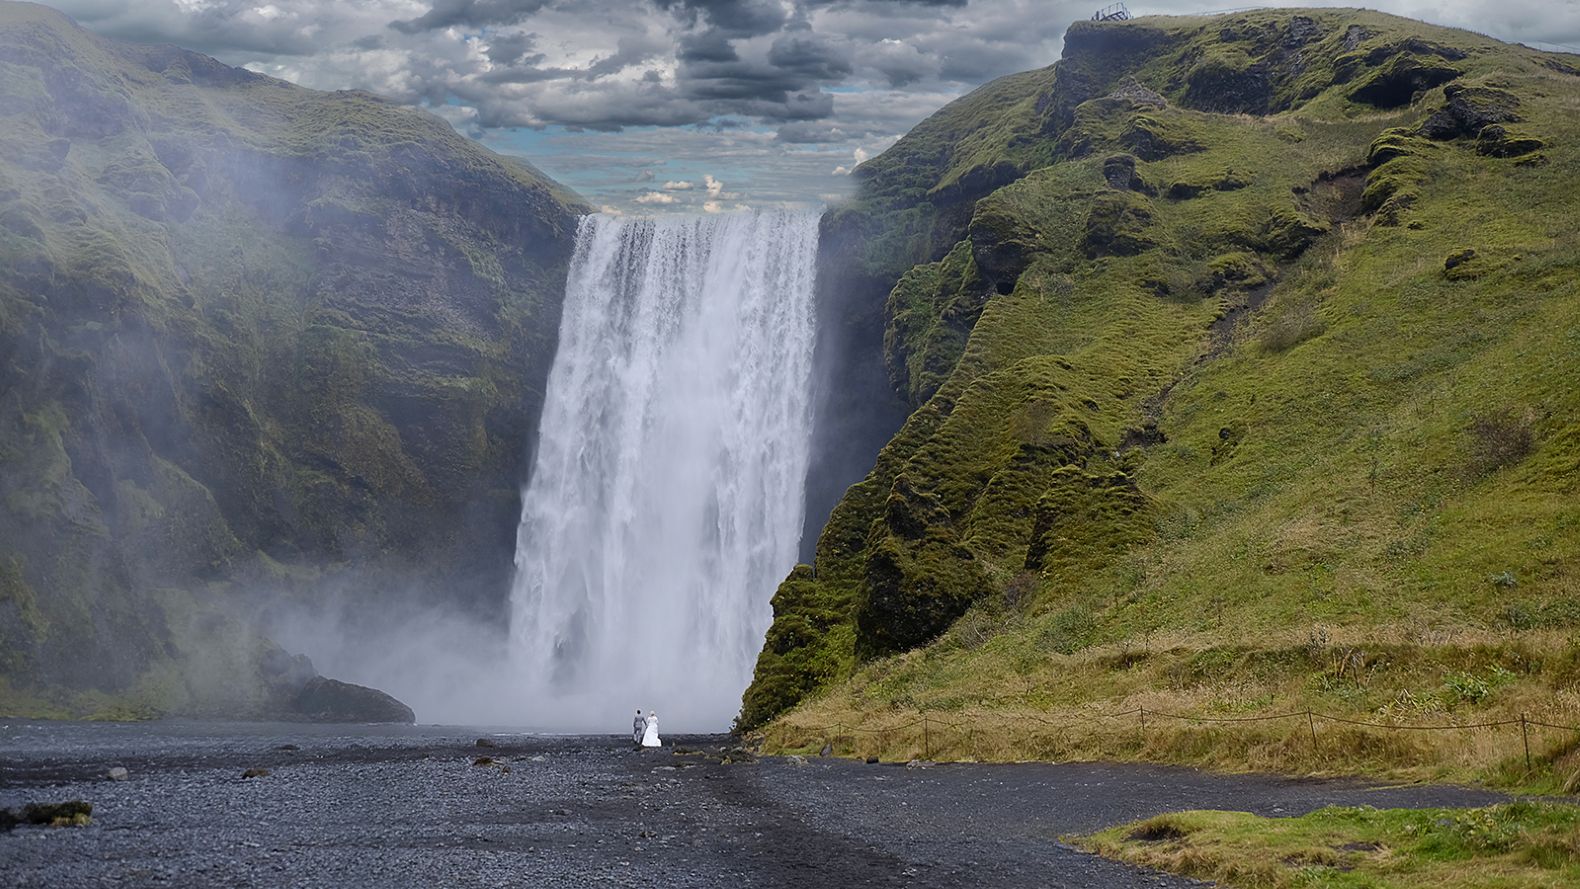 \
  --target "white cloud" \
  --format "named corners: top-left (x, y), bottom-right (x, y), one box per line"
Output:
top-left (634, 191), bottom-right (677, 204)
top-left (662, 180), bottom-right (695, 190)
